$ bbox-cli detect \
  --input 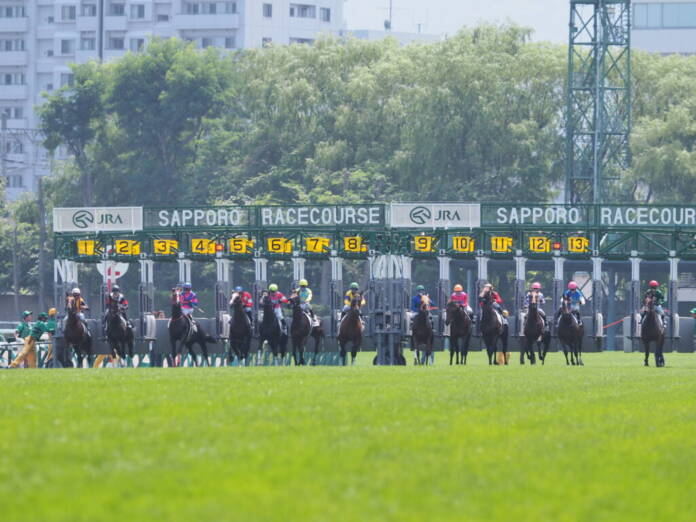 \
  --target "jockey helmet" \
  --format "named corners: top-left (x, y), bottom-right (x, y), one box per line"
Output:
top-left (268, 283), bottom-right (278, 292)
top-left (234, 286), bottom-right (243, 292)
top-left (531, 282), bottom-right (542, 290)
top-left (183, 282), bottom-right (192, 290)
top-left (350, 282), bottom-right (359, 289)
top-left (453, 284), bottom-right (463, 292)
top-left (567, 281), bottom-right (578, 290)
top-left (38, 312), bottom-right (48, 321)
top-left (112, 284), bottom-right (120, 292)
top-left (416, 285), bottom-right (425, 292)
top-left (72, 288), bottom-right (81, 295)
top-left (22, 310), bottom-right (32, 318)
top-left (649, 280), bottom-right (659, 288)
top-left (299, 279), bottom-right (308, 287)
top-left (48, 308), bottom-right (57, 316)
top-left (483, 283), bottom-right (492, 289)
